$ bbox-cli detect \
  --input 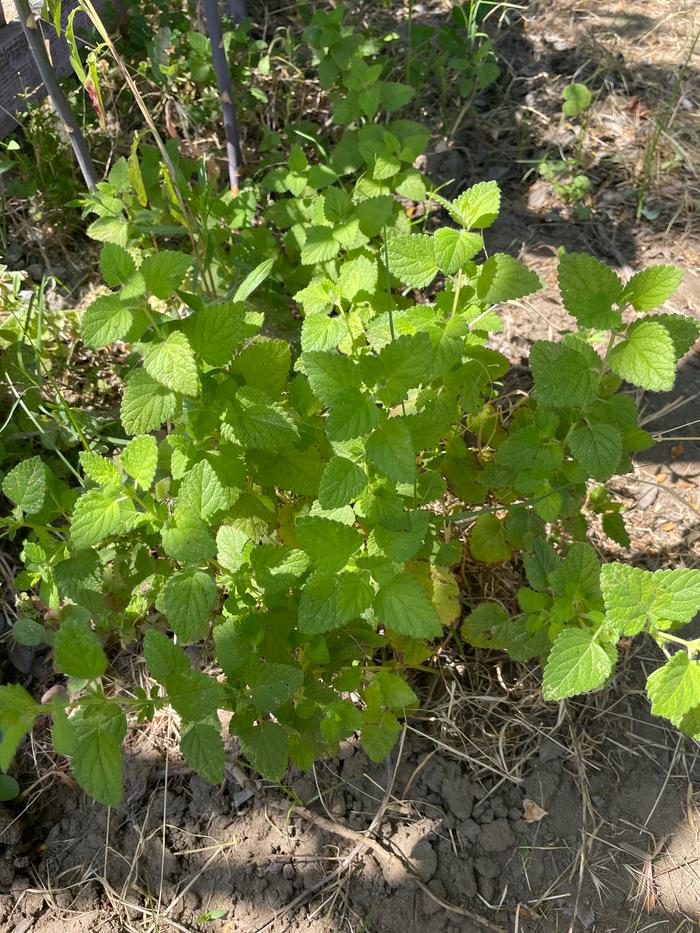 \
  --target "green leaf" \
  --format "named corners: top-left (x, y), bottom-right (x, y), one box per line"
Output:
top-left (161, 511), bottom-right (217, 563)
top-left (362, 712), bottom-right (401, 761)
top-left (601, 564), bottom-right (700, 635)
top-left (143, 629), bottom-right (190, 684)
top-left (177, 459), bottom-right (228, 522)
top-left (620, 265), bottom-right (683, 311)
top-left (79, 451), bottom-right (119, 486)
top-left (232, 338), bottom-right (291, 396)
top-left (652, 313), bottom-right (700, 359)
top-left (372, 332), bottom-right (433, 406)
top-left (0, 684), bottom-right (38, 771)
top-left (302, 351), bottom-right (361, 405)
top-left (120, 435), bottom-right (158, 489)
top-left (646, 652), bottom-right (700, 726)
top-left (2, 456), bottom-right (46, 513)
top-left (569, 423), bottom-right (622, 481)
top-left (468, 513), bottom-right (512, 564)
top-left (165, 668), bottom-right (224, 721)
top-left (233, 258), bottom-right (274, 302)
top-left (156, 570), bottom-right (218, 644)
top-left (338, 255), bottom-right (378, 301)
top-left (562, 82), bottom-right (592, 117)
top-left (99, 242), bottom-right (136, 287)
top-left (295, 515), bottom-right (363, 572)
top-left (181, 723), bottom-right (225, 784)
top-left (608, 321), bottom-right (676, 391)
top-left (70, 488), bottom-right (127, 550)
top-left (326, 389), bottom-right (380, 441)
top-left (386, 234), bottom-right (438, 288)
top-left (225, 387), bottom-right (299, 450)
top-left (141, 250), bottom-right (192, 299)
top-left (81, 295), bottom-right (136, 348)
top-left (476, 254), bottom-right (542, 305)
top-left (374, 575), bottom-right (442, 638)
top-left (143, 332), bottom-right (199, 398)
top-left (121, 369), bottom-right (177, 435)
top-left (530, 341), bottom-right (599, 409)
top-left (542, 628), bottom-right (614, 700)
top-left (449, 181), bottom-right (501, 229)
top-left (71, 728), bottom-right (123, 807)
top-left (301, 313), bottom-right (348, 353)
top-left (433, 228), bottom-right (483, 274)
top-left (0, 775), bottom-right (19, 802)
top-left (558, 253), bottom-right (623, 328)
top-left (54, 619), bottom-right (108, 679)
top-left (182, 302), bottom-right (251, 367)
top-left (249, 663), bottom-right (304, 712)
top-left (366, 418), bottom-right (415, 483)
top-left (239, 721), bottom-right (288, 782)
top-left (13, 617), bottom-right (50, 647)
top-left (298, 571), bottom-right (344, 633)
top-left (216, 524), bottom-right (249, 573)
top-left (318, 457), bottom-right (367, 508)
top-left (301, 226), bottom-right (340, 265)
